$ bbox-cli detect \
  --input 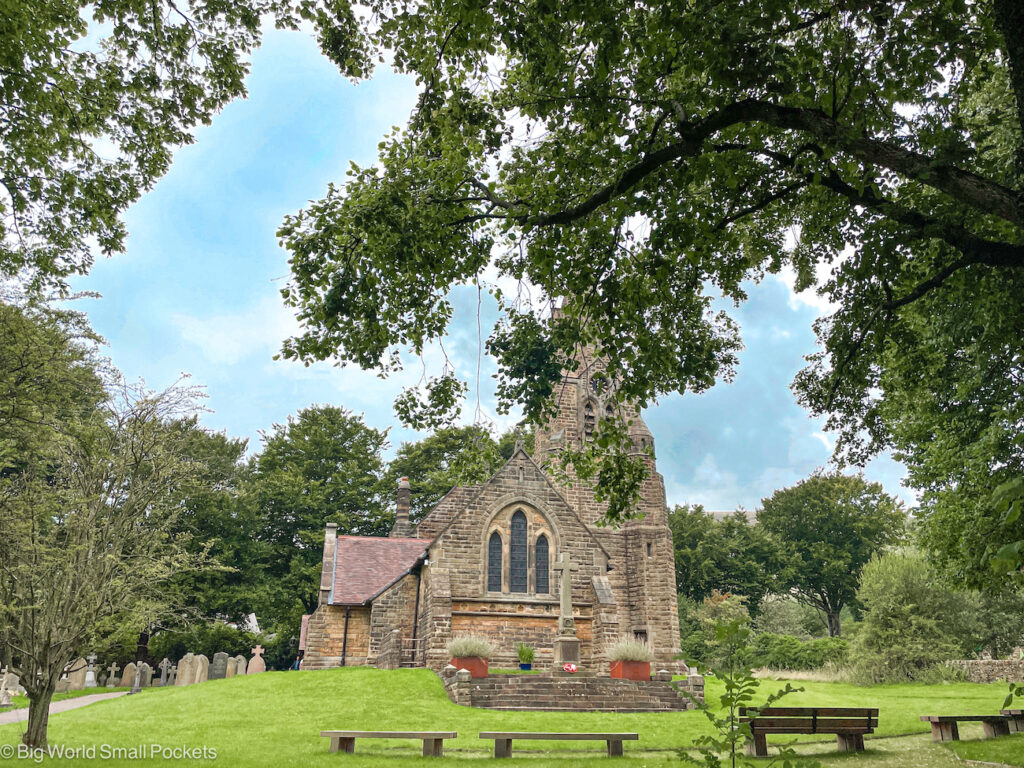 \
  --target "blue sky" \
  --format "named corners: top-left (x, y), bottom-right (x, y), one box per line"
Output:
top-left (71, 27), bottom-right (913, 512)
